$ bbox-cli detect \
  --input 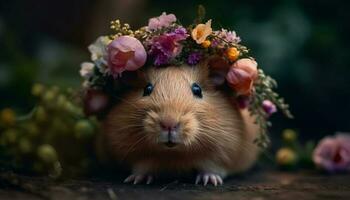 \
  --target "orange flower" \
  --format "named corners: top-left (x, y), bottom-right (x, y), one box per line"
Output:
top-left (226, 58), bottom-right (258, 95)
top-left (201, 40), bottom-right (211, 48)
top-left (191, 20), bottom-right (212, 44)
top-left (226, 47), bottom-right (240, 61)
